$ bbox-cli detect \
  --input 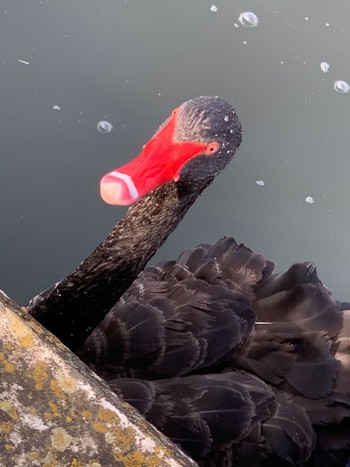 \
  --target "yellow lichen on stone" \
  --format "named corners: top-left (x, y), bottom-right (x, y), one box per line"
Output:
top-left (4, 444), bottom-right (14, 451)
top-left (97, 408), bottom-right (117, 423)
top-left (44, 411), bottom-right (53, 421)
top-left (55, 374), bottom-right (78, 393)
top-left (93, 422), bottom-right (108, 433)
top-left (66, 407), bottom-right (79, 423)
top-left (0, 352), bottom-right (15, 373)
top-left (50, 427), bottom-right (74, 452)
top-left (81, 409), bottom-right (92, 419)
top-left (9, 316), bottom-right (35, 347)
top-left (125, 451), bottom-right (149, 464)
top-left (105, 425), bottom-right (139, 456)
top-left (47, 401), bottom-right (61, 419)
top-left (0, 421), bottom-right (13, 433)
top-left (117, 450), bottom-right (162, 466)
top-left (30, 361), bottom-right (49, 390)
top-left (0, 400), bottom-right (18, 420)
top-left (50, 378), bottom-right (68, 401)
top-left (69, 459), bottom-right (84, 467)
